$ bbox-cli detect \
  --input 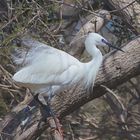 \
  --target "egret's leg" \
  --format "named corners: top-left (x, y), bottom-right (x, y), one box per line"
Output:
top-left (34, 93), bottom-right (58, 123)
top-left (34, 93), bottom-right (53, 118)
top-left (34, 94), bottom-right (63, 137)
